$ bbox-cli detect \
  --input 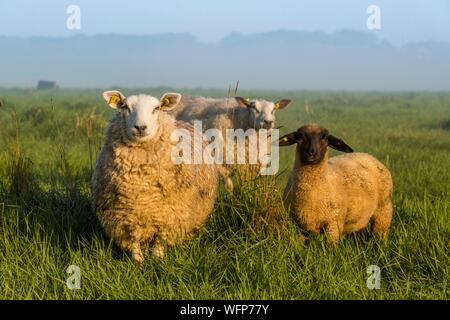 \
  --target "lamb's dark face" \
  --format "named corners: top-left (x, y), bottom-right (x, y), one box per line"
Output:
top-left (296, 125), bottom-right (330, 164)
top-left (279, 124), bottom-right (354, 165)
